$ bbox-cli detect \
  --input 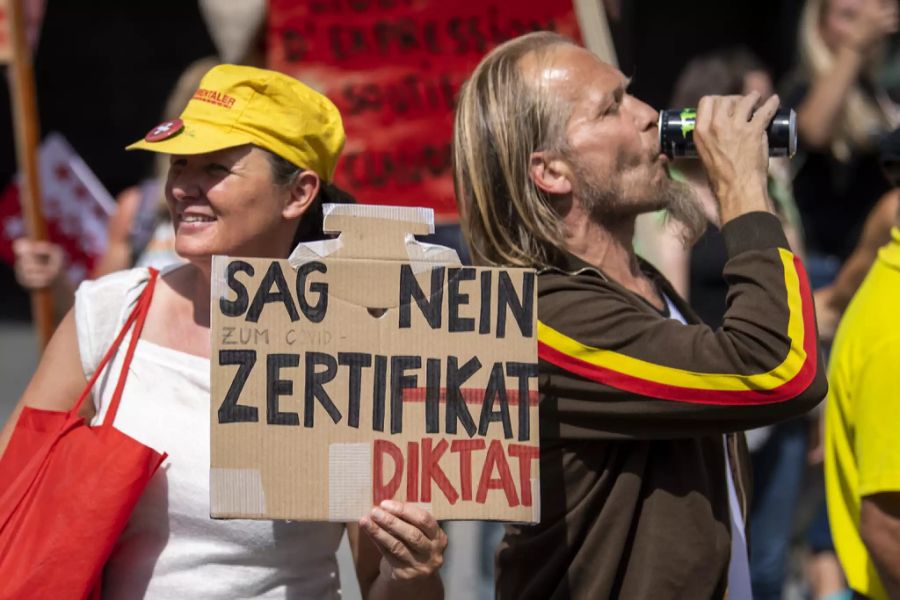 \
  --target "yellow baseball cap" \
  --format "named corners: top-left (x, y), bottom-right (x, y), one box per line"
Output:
top-left (127, 64), bottom-right (345, 182)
